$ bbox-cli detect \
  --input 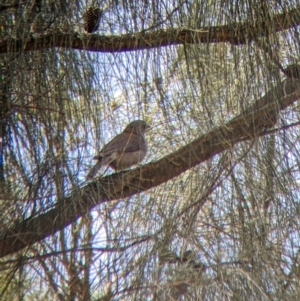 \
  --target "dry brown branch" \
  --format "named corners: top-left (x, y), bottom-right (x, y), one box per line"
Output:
top-left (0, 5), bottom-right (300, 54)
